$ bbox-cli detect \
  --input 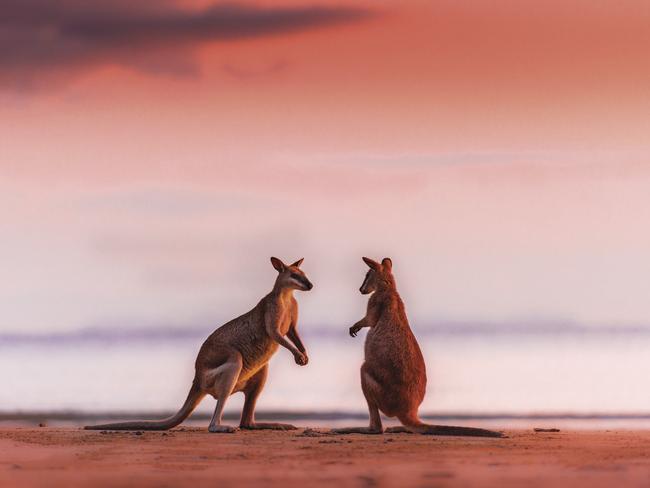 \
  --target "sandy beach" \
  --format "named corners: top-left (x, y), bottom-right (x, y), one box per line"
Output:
top-left (2, 427), bottom-right (650, 487)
